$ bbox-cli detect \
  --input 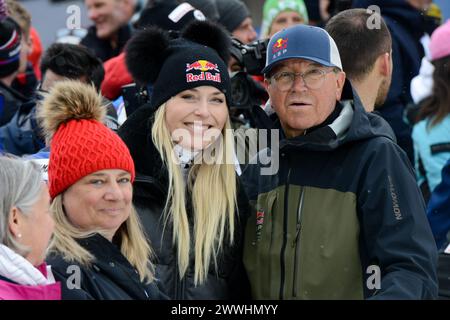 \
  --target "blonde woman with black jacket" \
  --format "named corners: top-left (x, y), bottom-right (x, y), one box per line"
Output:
top-left (118, 21), bottom-right (251, 299)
